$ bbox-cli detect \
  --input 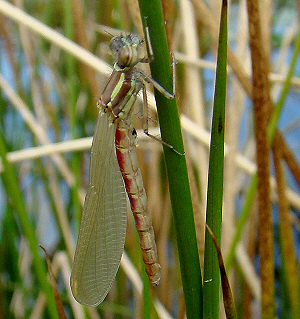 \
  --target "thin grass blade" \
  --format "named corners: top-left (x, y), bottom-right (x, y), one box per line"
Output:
top-left (203, 1), bottom-right (228, 318)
